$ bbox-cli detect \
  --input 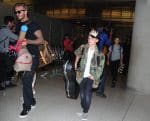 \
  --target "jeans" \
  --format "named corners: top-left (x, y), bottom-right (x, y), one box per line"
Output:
top-left (80, 78), bottom-right (93, 113)
top-left (0, 53), bottom-right (8, 86)
top-left (22, 56), bottom-right (39, 110)
top-left (110, 60), bottom-right (120, 84)
top-left (0, 53), bottom-right (9, 86)
top-left (97, 69), bottom-right (106, 95)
